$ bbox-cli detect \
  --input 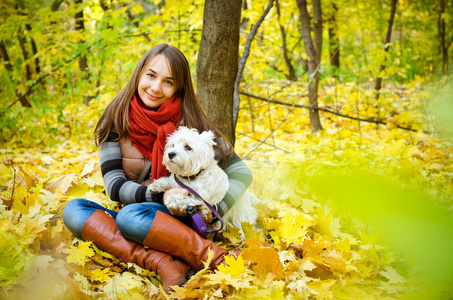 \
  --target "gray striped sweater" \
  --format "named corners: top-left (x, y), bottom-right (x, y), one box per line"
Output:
top-left (99, 132), bottom-right (253, 216)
